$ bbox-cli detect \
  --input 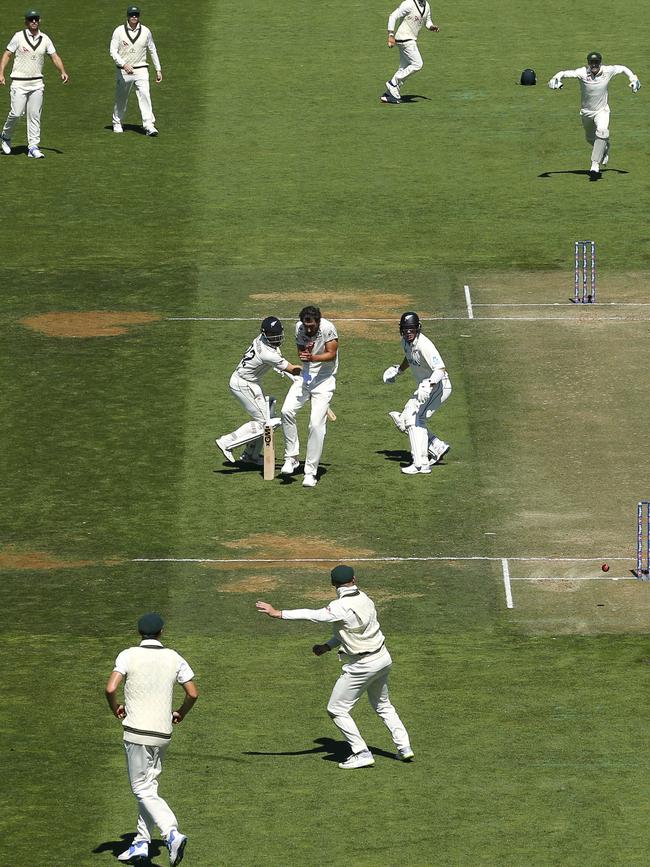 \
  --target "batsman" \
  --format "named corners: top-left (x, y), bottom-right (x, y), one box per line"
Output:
top-left (383, 311), bottom-right (452, 475)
